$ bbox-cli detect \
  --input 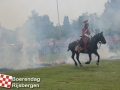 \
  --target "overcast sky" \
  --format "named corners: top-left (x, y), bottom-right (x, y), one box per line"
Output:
top-left (0, 0), bottom-right (108, 30)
